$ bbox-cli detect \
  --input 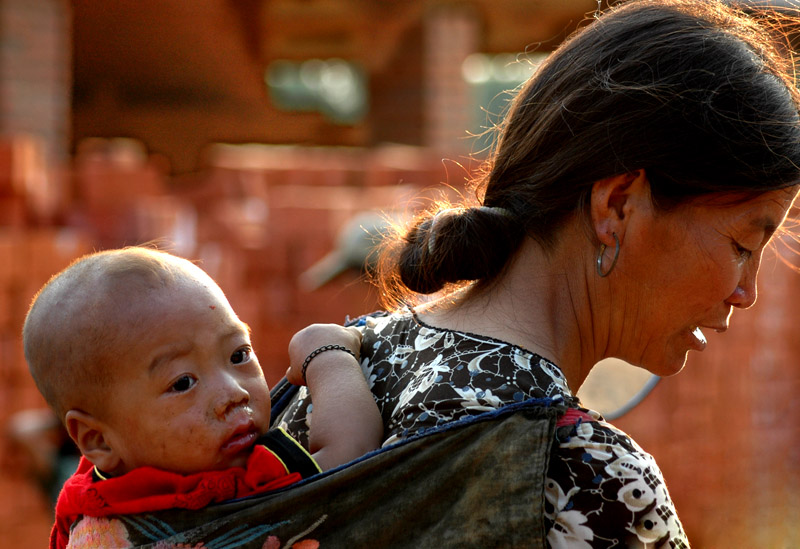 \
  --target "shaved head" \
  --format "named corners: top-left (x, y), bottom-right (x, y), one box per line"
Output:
top-left (23, 247), bottom-right (218, 421)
